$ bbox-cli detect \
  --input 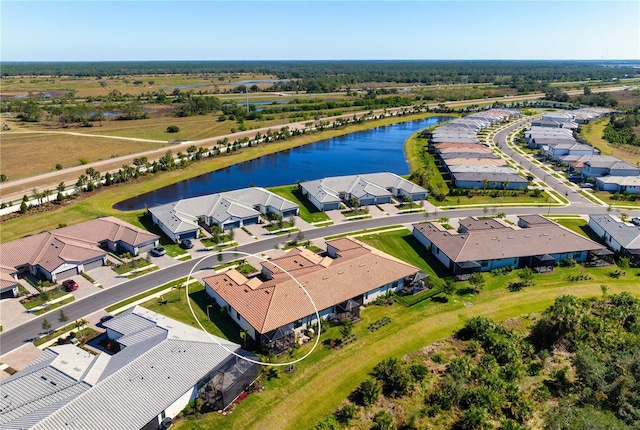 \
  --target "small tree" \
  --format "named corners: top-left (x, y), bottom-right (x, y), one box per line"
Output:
top-left (468, 272), bottom-right (485, 294)
top-left (372, 410), bottom-right (395, 430)
top-left (166, 125), bottom-right (180, 133)
top-left (41, 318), bottom-right (52, 334)
top-left (58, 309), bottom-right (69, 323)
top-left (339, 318), bottom-right (354, 339)
top-left (518, 267), bottom-right (535, 287)
top-left (352, 379), bottom-right (381, 407)
top-left (19, 201), bottom-right (28, 213)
